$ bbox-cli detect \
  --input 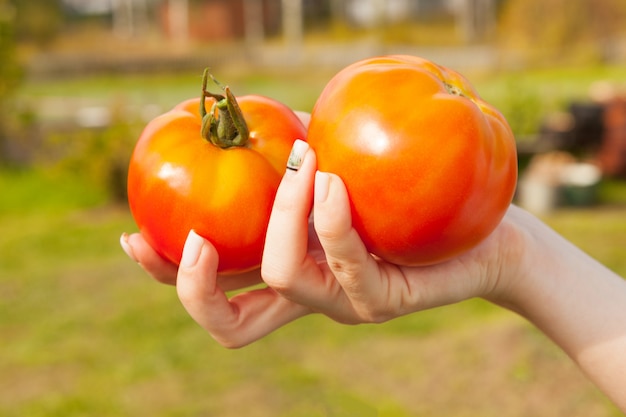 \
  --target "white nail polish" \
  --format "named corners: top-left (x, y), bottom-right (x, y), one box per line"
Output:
top-left (180, 230), bottom-right (204, 268)
top-left (286, 139), bottom-right (309, 172)
top-left (314, 171), bottom-right (330, 203)
top-left (120, 233), bottom-right (138, 263)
